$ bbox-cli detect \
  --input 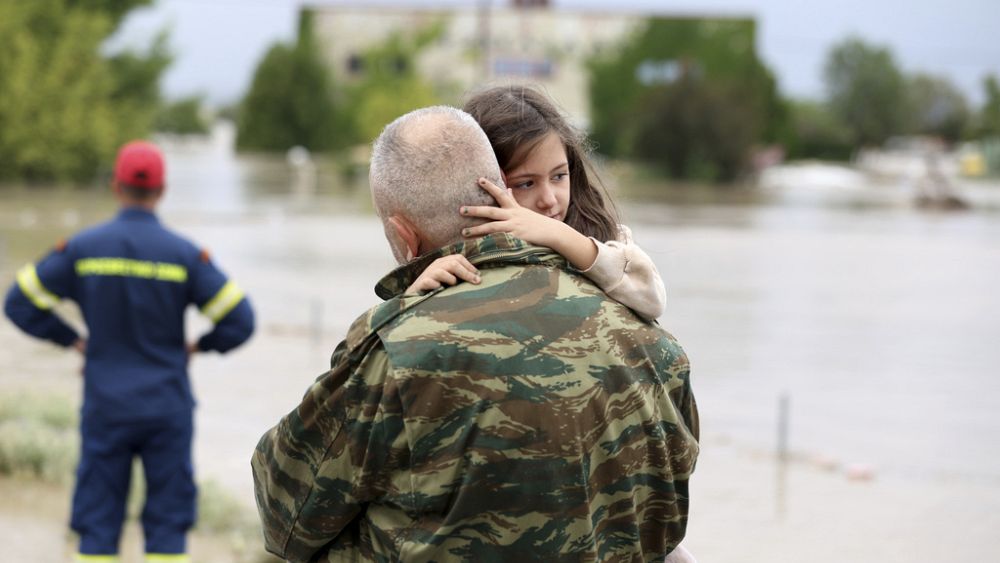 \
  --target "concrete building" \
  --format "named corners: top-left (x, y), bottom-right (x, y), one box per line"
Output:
top-left (306, 2), bottom-right (645, 128)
